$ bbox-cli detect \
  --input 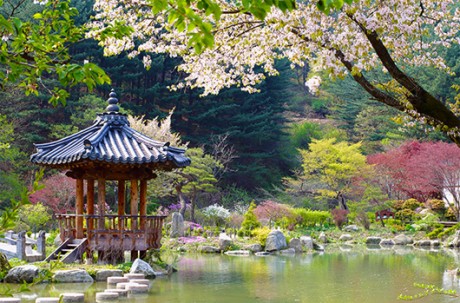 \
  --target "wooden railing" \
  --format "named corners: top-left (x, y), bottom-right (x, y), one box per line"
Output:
top-left (55, 214), bottom-right (165, 251)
